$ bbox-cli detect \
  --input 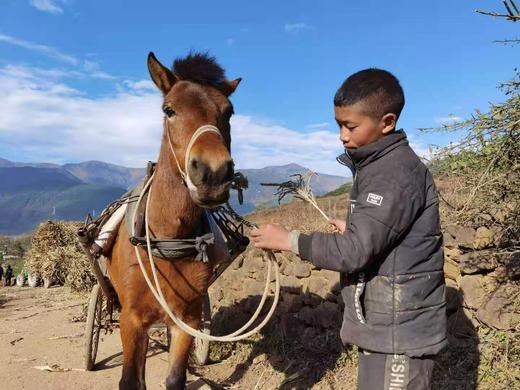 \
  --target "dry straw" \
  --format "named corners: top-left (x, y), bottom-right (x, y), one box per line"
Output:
top-left (261, 172), bottom-right (330, 222)
top-left (25, 221), bottom-right (96, 292)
